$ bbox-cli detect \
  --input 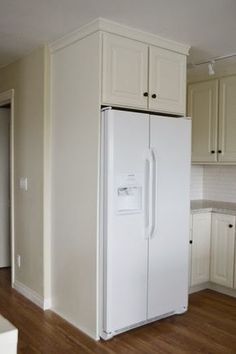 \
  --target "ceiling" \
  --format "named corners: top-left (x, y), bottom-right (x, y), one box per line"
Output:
top-left (1, 0), bottom-right (236, 68)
